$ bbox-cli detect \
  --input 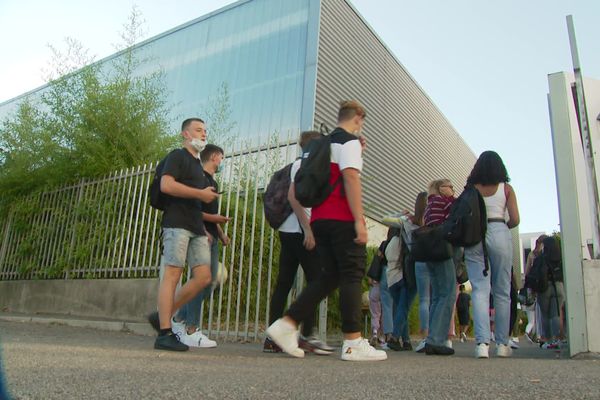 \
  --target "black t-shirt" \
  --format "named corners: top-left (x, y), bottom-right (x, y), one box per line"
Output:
top-left (457, 292), bottom-right (471, 311)
top-left (161, 148), bottom-right (207, 235)
top-left (202, 171), bottom-right (219, 238)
